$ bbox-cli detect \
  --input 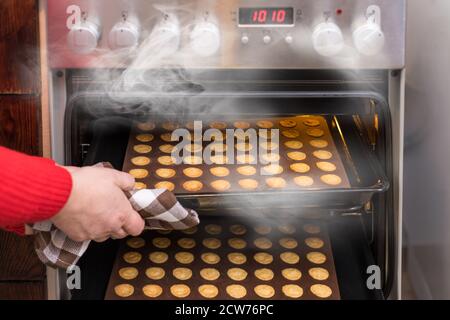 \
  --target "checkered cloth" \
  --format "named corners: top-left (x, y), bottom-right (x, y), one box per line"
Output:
top-left (31, 163), bottom-right (199, 270)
